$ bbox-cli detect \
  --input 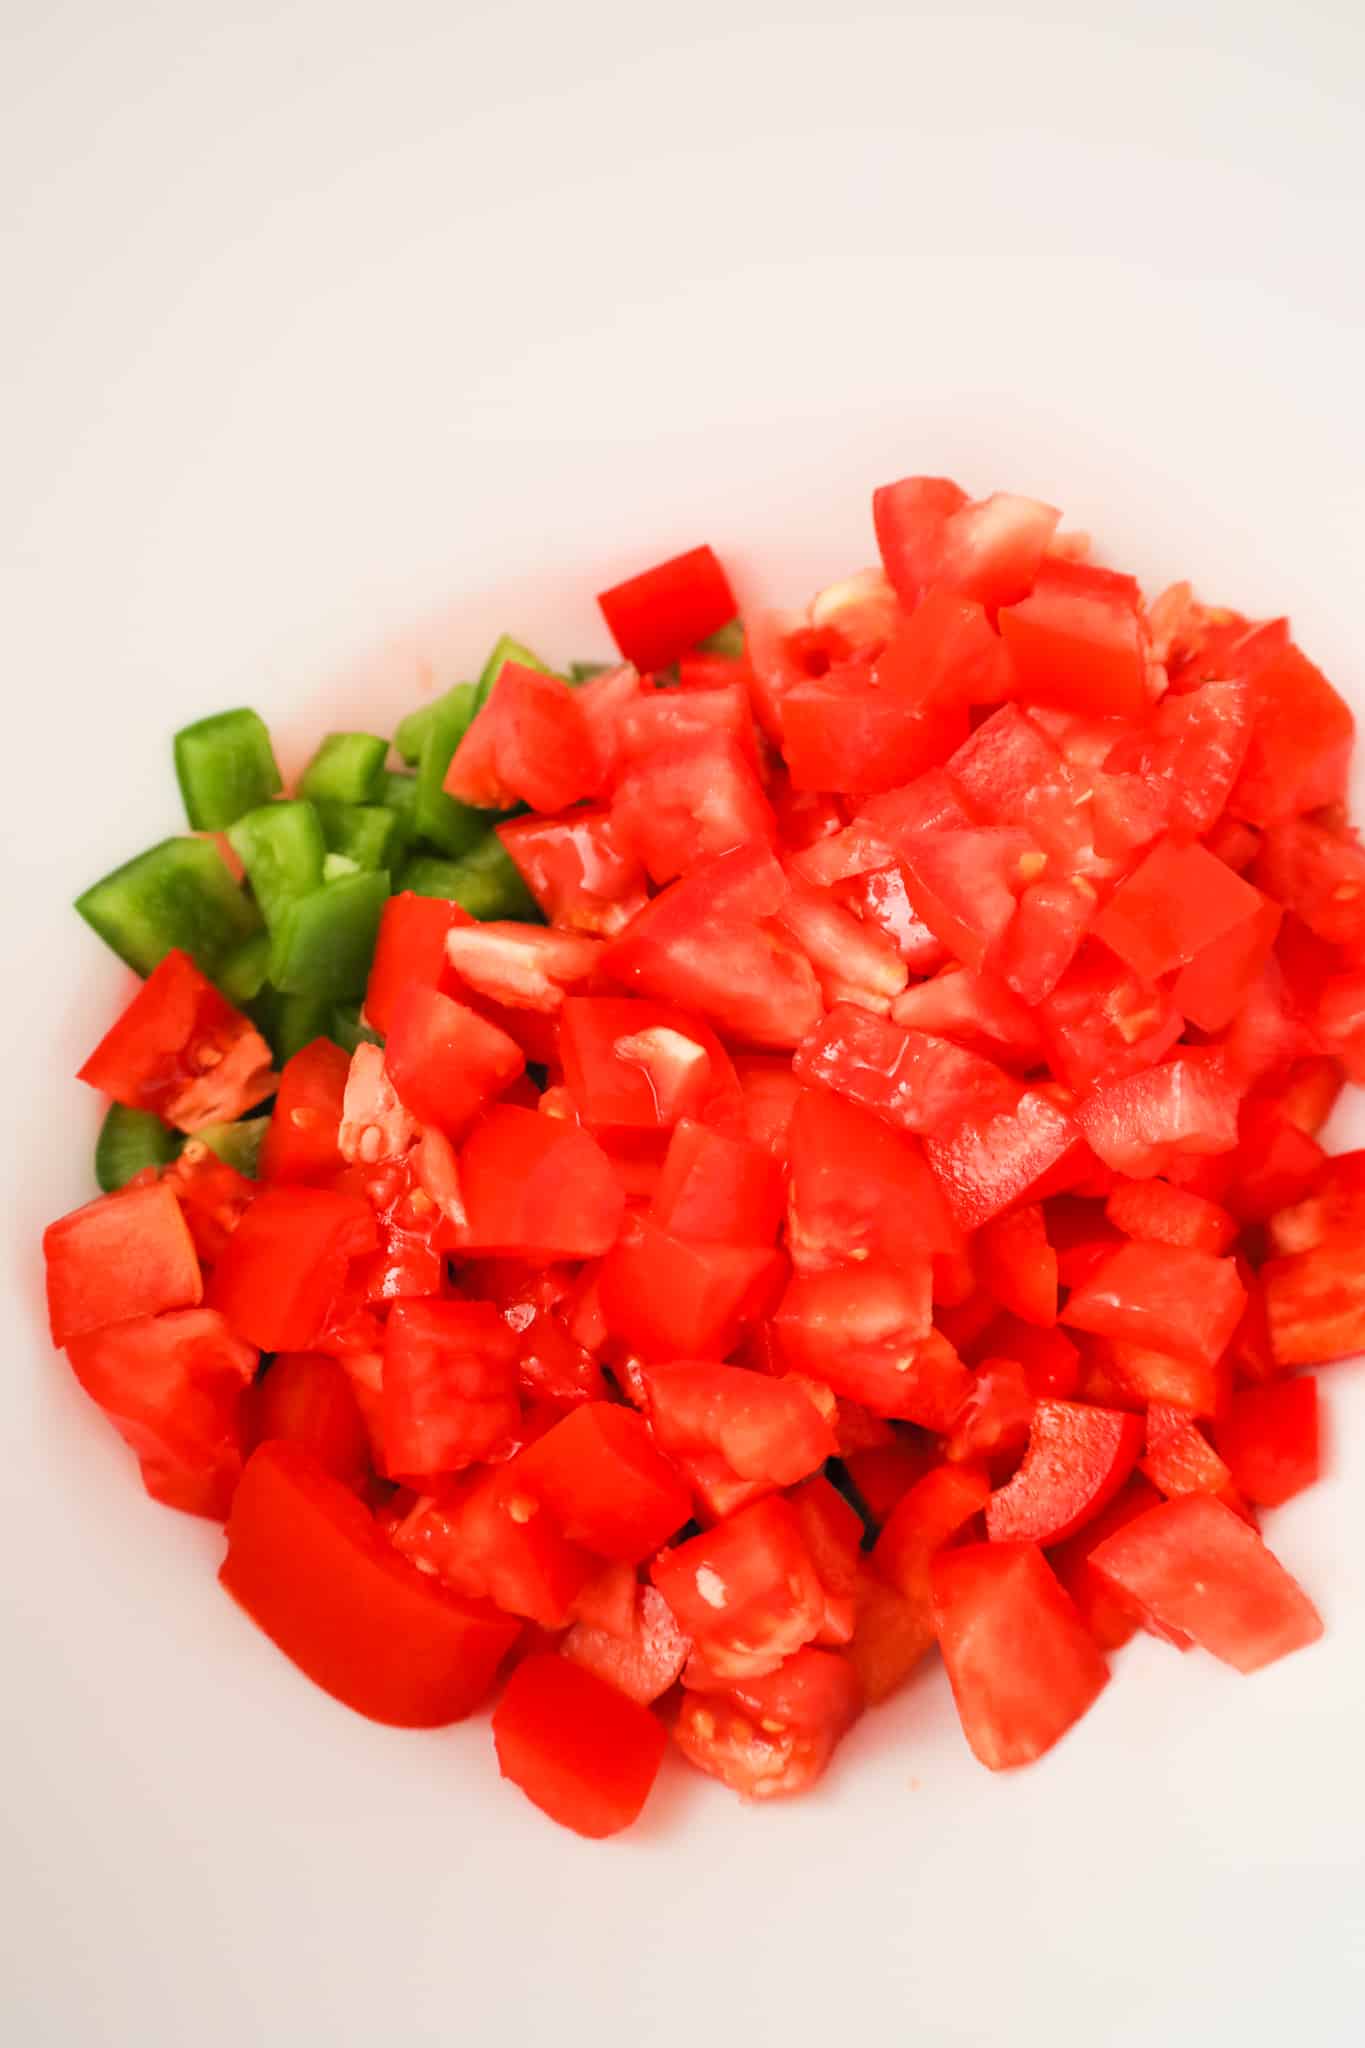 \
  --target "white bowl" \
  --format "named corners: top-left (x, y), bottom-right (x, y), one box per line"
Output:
top-left (6, 5), bottom-right (1365, 2044)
